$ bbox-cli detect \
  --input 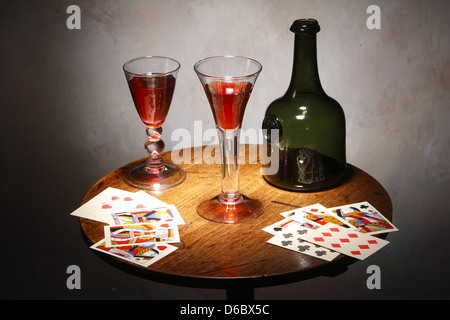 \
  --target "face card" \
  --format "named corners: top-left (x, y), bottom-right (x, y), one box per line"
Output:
top-left (90, 239), bottom-right (177, 267)
top-left (111, 204), bottom-right (184, 225)
top-left (328, 201), bottom-right (398, 235)
top-left (262, 216), bottom-right (321, 235)
top-left (280, 203), bottom-right (350, 227)
top-left (104, 221), bottom-right (180, 247)
top-left (297, 223), bottom-right (389, 260)
top-left (267, 225), bottom-right (340, 261)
